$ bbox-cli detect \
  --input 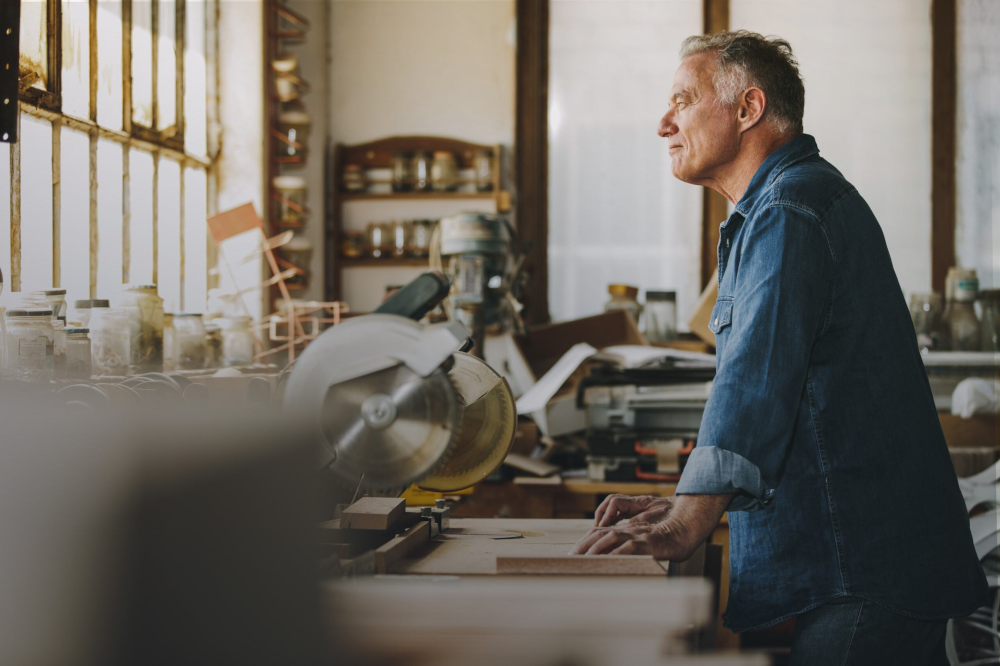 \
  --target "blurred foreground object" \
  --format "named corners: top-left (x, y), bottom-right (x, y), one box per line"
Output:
top-left (0, 387), bottom-right (321, 666)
